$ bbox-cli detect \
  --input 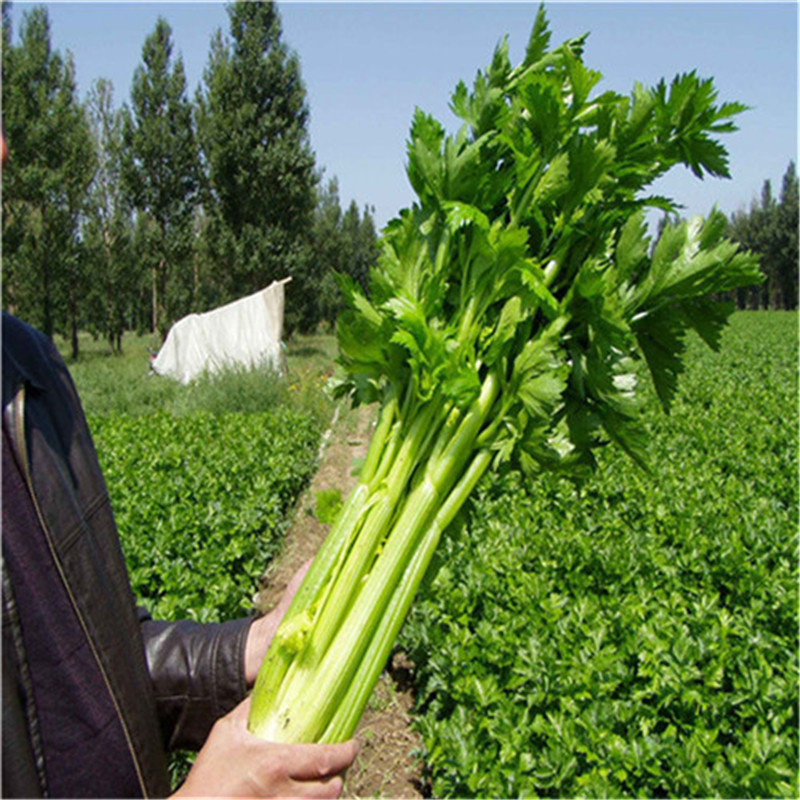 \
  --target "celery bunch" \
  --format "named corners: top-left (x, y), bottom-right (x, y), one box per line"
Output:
top-left (248, 7), bottom-right (761, 743)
